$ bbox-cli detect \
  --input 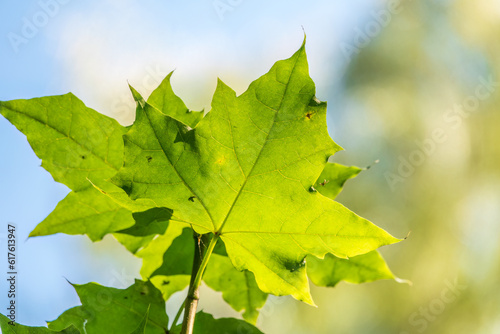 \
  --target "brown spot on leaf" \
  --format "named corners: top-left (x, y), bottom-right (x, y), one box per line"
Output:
top-left (319, 179), bottom-right (329, 186)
